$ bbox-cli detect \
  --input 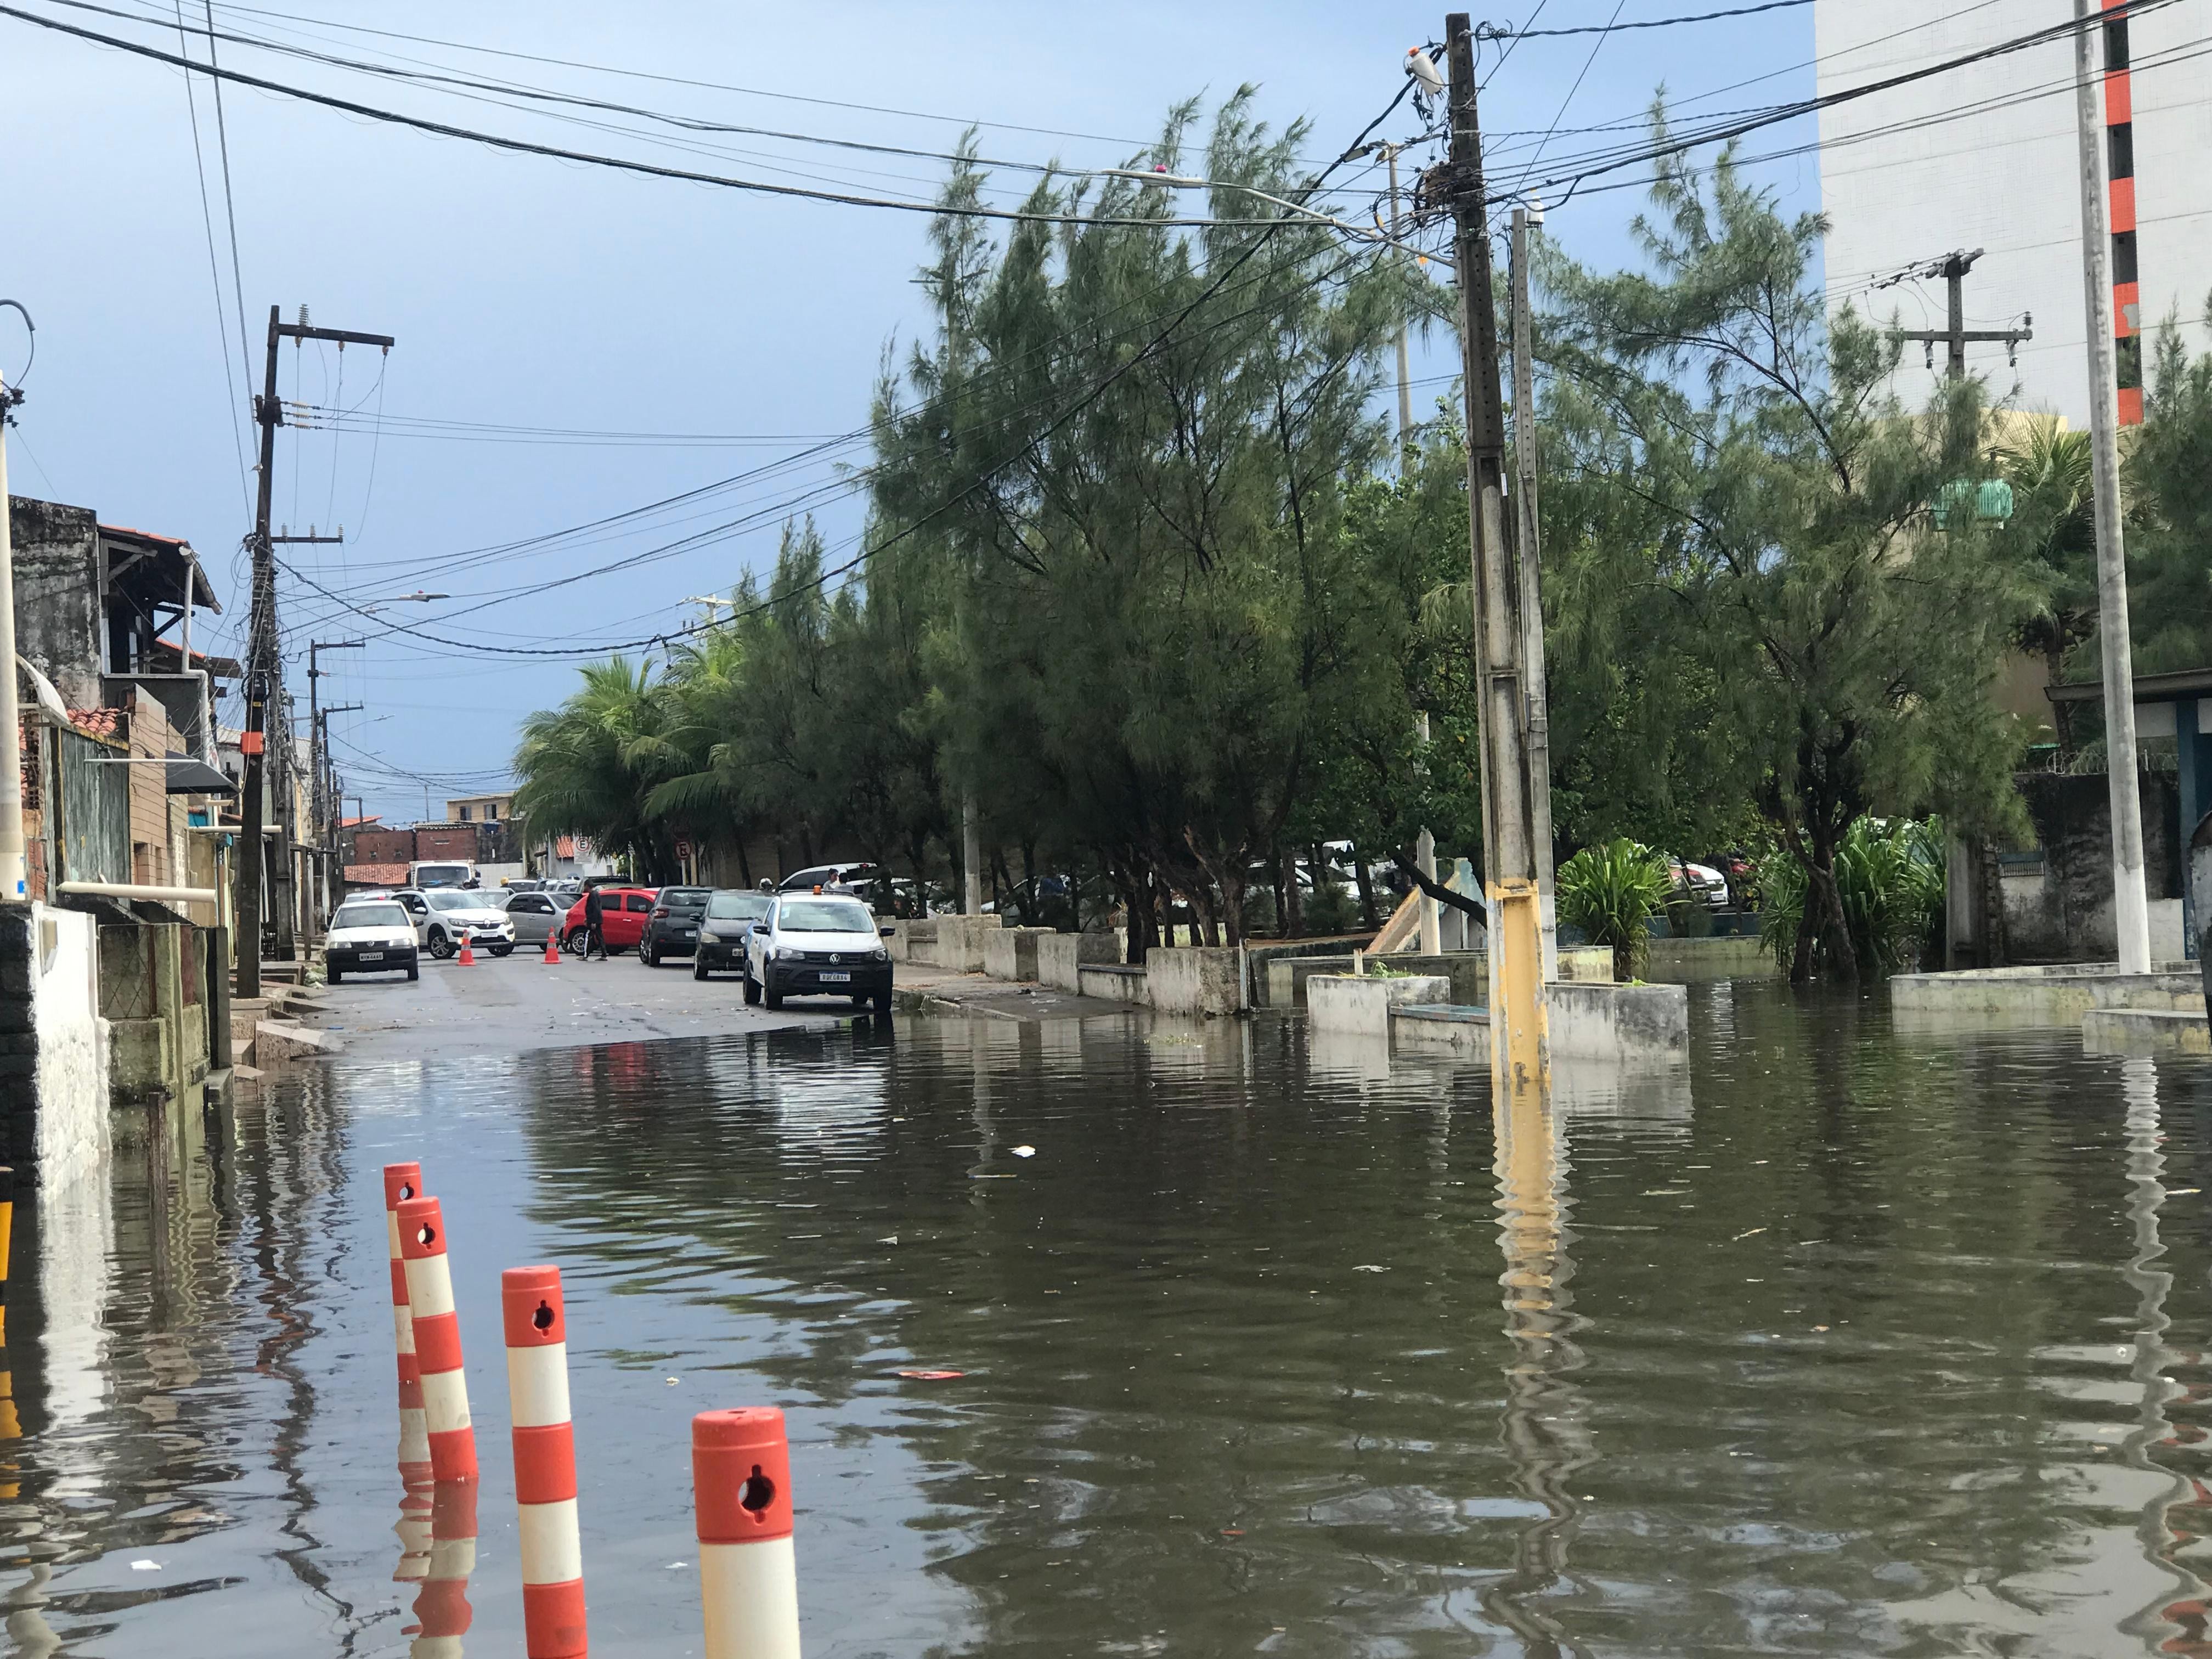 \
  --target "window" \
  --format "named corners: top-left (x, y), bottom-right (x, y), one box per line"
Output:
top-left (706, 892), bottom-right (769, 921)
top-left (778, 900), bottom-right (874, 933)
top-left (458, 806), bottom-right (472, 822)
top-left (626, 893), bottom-right (654, 913)
top-left (485, 803), bottom-right (498, 820)
top-left (335, 902), bottom-right (409, 929)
